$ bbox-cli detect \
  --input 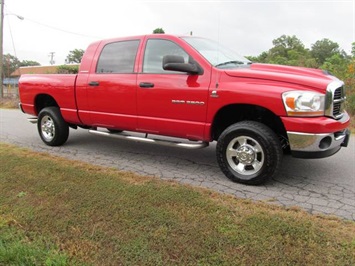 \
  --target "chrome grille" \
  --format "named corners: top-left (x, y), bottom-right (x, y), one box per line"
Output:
top-left (333, 87), bottom-right (343, 117)
top-left (325, 81), bottom-right (345, 120)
